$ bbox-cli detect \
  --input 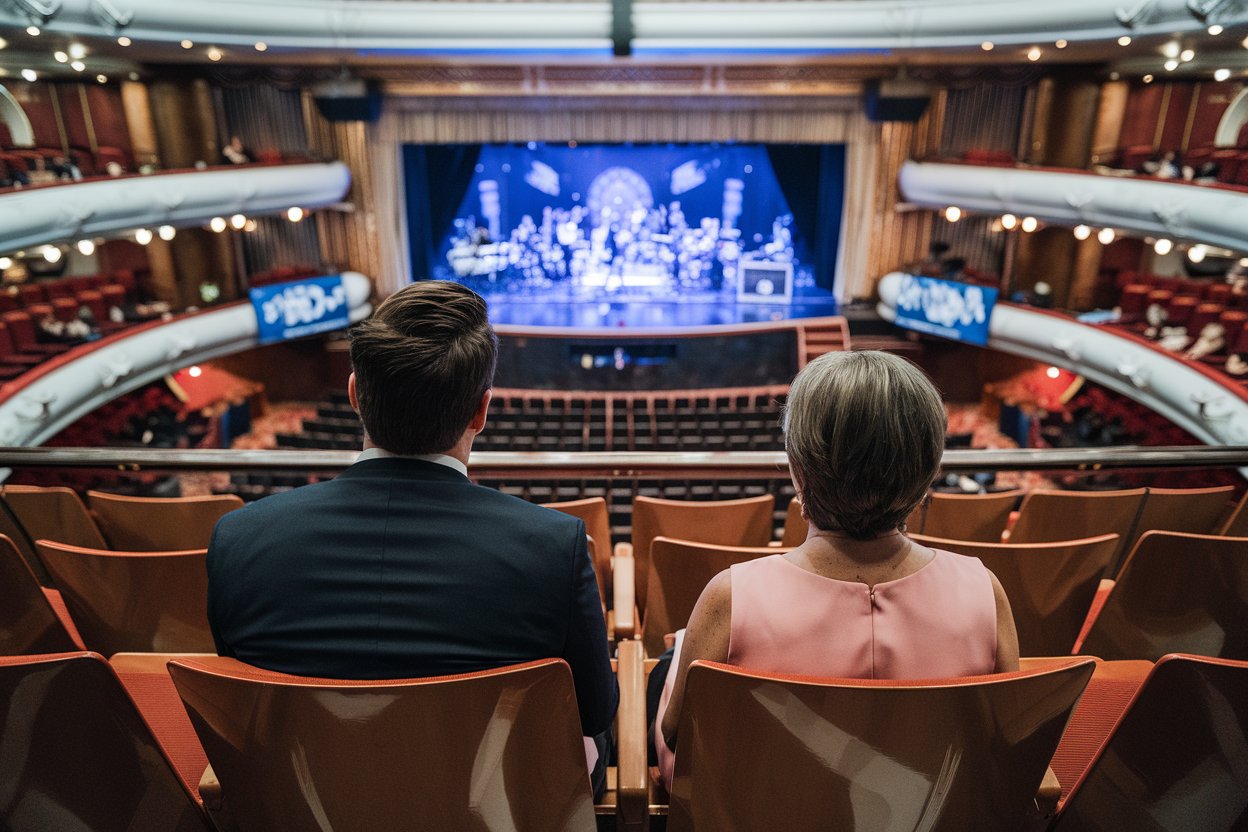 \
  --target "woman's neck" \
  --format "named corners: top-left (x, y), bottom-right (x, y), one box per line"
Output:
top-left (790, 524), bottom-right (930, 586)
